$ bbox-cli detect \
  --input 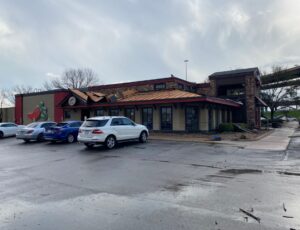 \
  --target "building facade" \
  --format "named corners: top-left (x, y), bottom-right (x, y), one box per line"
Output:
top-left (15, 68), bottom-right (266, 131)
